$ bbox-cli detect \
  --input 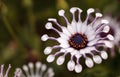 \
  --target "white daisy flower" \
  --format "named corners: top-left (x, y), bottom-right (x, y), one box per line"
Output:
top-left (41, 7), bottom-right (114, 73)
top-left (16, 61), bottom-right (54, 77)
top-left (0, 64), bottom-right (21, 77)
